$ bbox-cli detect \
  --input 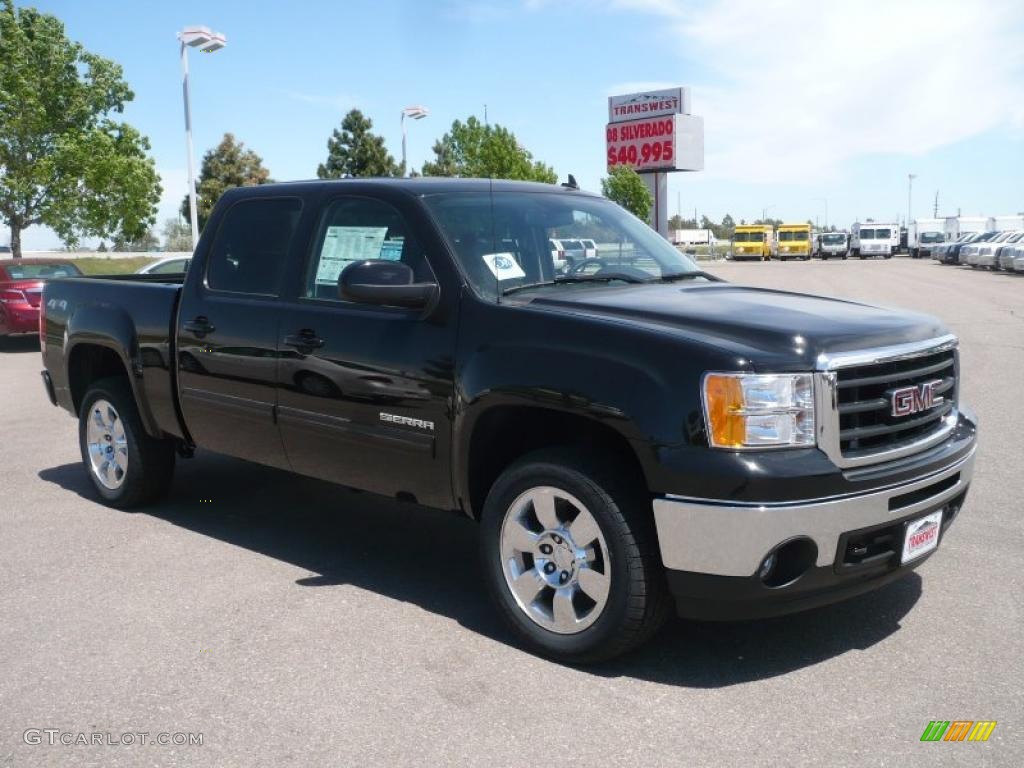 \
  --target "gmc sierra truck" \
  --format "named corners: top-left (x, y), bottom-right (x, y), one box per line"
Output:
top-left (40, 179), bottom-right (977, 663)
